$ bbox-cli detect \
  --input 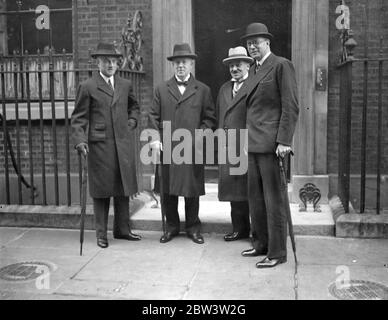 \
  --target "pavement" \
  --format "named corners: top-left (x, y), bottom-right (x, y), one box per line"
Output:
top-left (1, 227), bottom-right (388, 301)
